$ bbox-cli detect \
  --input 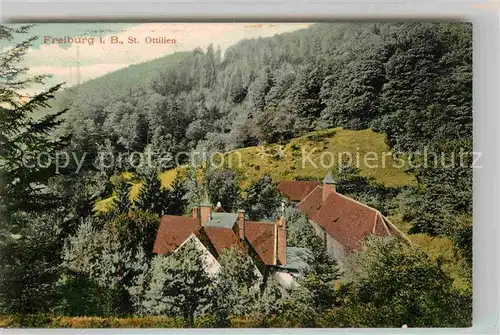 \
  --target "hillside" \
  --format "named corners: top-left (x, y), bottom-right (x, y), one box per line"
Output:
top-left (93, 127), bottom-right (468, 290)
top-left (94, 127), bottom-right (416, 211)
top-left (2, 22), bottom-right (472, 326)
top-left (37, 51), bottom-right (187, 120)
